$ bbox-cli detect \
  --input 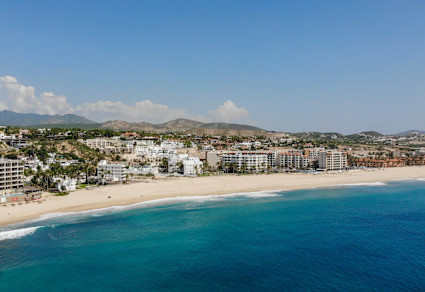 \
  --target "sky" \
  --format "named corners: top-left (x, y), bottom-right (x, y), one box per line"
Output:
top-left (0, 0), bottom-right (424, 134)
